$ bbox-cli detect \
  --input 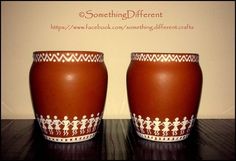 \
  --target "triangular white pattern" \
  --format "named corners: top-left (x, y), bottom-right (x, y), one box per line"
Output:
top-left (131, 53), bottom-right (199, 62)
top-left (33, 52), bottom-right (104, 63)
